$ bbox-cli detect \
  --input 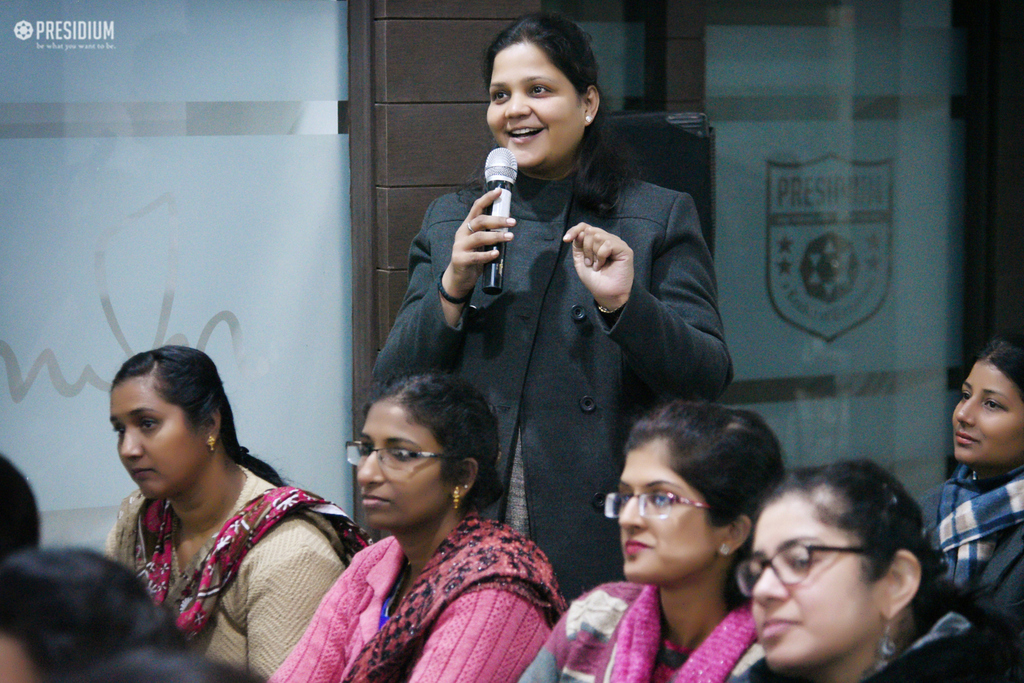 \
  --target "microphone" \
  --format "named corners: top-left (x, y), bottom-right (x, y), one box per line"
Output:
top-left (481, 148), bottom-right (518, 295)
